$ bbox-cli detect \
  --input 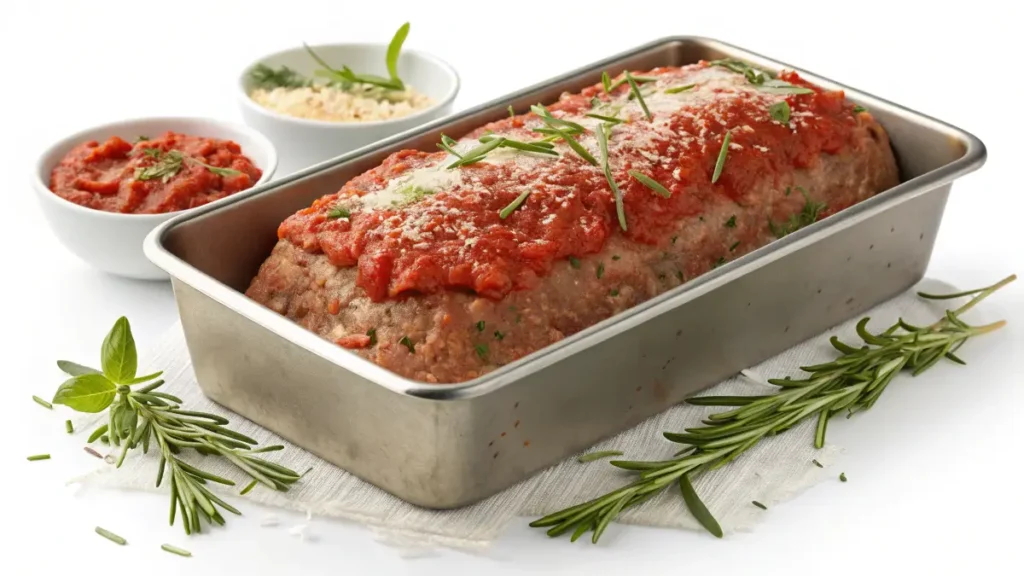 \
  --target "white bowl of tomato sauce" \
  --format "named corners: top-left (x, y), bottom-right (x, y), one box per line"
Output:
top-left (33, 117), bottom-right (277, 280)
